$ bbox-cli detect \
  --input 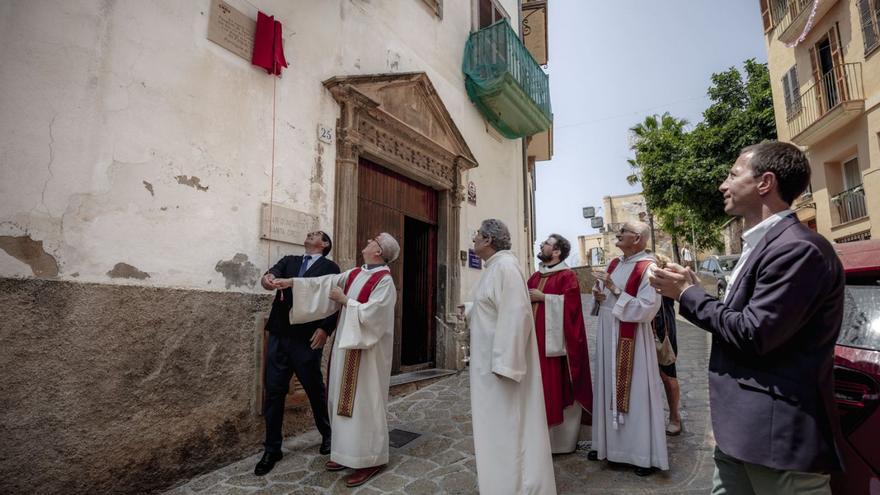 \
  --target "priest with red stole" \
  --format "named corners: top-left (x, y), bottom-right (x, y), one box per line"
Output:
top-left (528, 233), bottom-right (593, 454)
